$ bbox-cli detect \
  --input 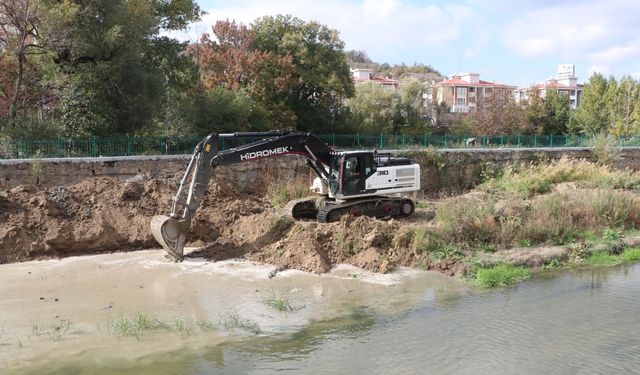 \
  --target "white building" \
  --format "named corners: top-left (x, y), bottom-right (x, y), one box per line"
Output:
top-left (430, 73), bottom-right (516, 113)
top-left (515, 64), bottom-right (584, 109)
top-left (350, 68), bottom-right (400, 90)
